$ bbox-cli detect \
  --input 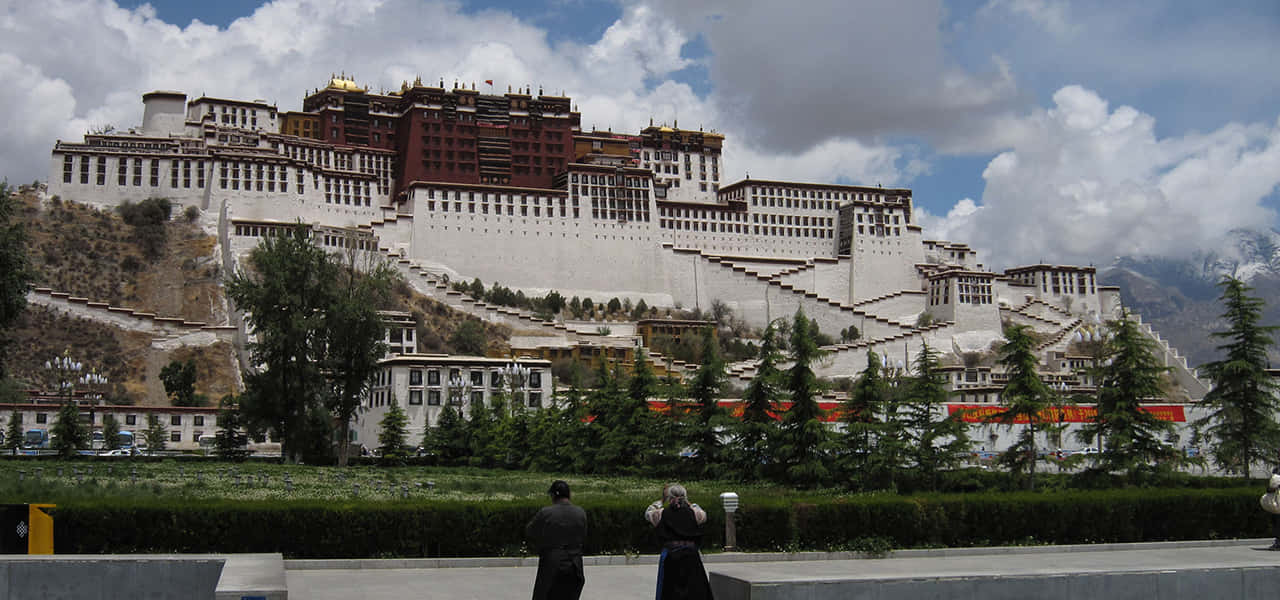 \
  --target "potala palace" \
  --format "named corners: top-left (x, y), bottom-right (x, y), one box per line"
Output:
top-left (42, 77), bottom-right (1213, 446)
